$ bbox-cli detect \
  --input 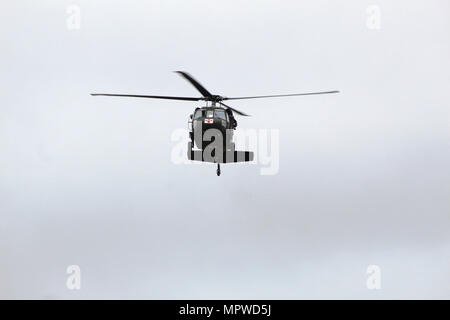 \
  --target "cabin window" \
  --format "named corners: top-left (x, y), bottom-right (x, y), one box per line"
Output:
top-left (206, 110), bottom-right (214, 118)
